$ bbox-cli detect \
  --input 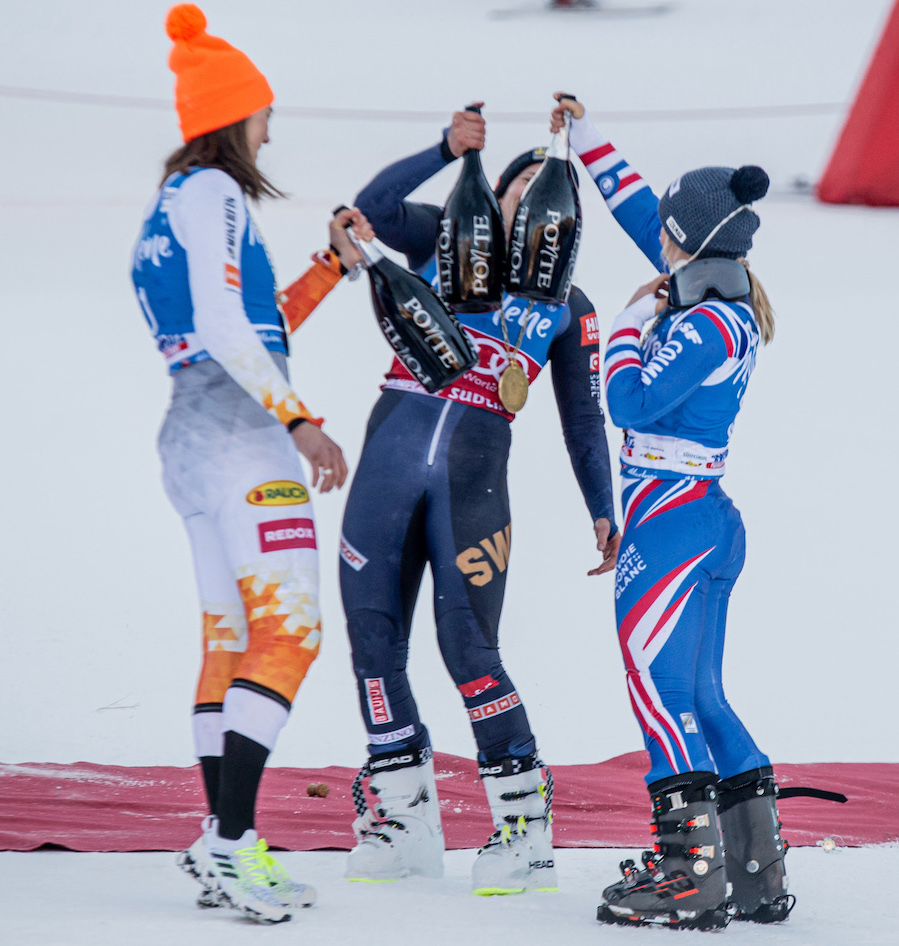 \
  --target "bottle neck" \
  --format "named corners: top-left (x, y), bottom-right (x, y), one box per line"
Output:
top-left (354, 235), bottom-right (383, 268)
top-left (546, 113), bottom-right (571, 161)
top-left (462, 147), bottom-right (484, 172)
